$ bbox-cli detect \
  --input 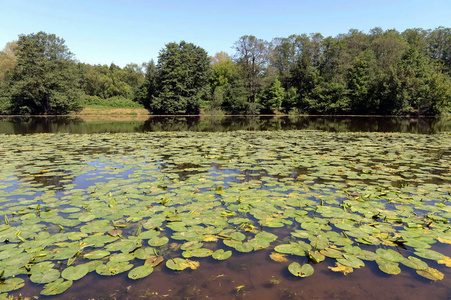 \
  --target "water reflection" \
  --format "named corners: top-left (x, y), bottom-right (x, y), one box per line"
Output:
top-left (0, 115), bottom-right (449, 134)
